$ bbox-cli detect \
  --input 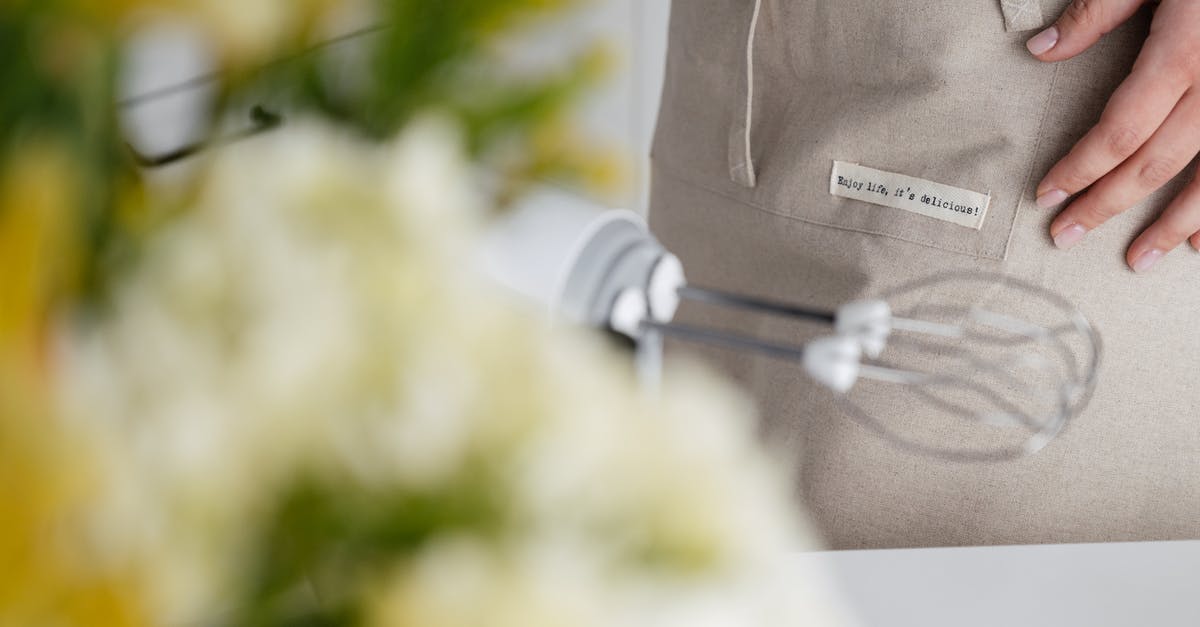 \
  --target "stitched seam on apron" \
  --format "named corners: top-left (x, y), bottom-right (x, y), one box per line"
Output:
top-left (1006, 62), bottom-right (1064, 259)
top-left (999, 0), bottom-right (1045, 32)
top-left (653, 161), bottom-right (1007, 260)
